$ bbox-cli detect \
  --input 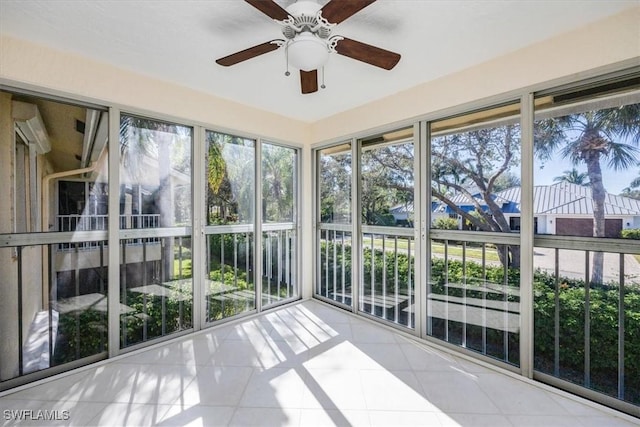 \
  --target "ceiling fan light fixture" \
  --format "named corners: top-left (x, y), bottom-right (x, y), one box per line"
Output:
top-left (287, 31), bottom-right (329, 71)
